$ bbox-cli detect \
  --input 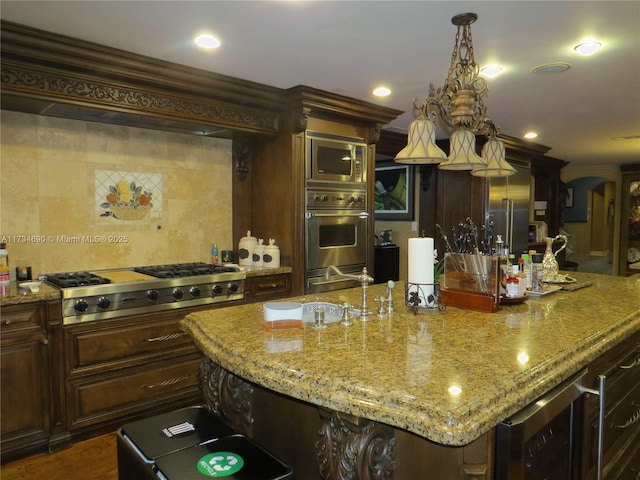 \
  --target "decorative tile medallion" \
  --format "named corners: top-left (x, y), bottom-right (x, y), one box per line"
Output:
top-left (95, 169), bottom-right (162, 221)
